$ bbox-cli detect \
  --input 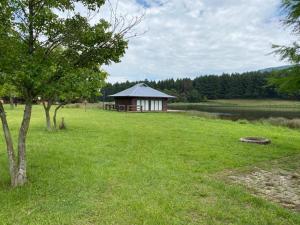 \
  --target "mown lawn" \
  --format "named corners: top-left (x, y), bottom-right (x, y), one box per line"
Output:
top-left (0, 105), bottom-right (299, 225)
